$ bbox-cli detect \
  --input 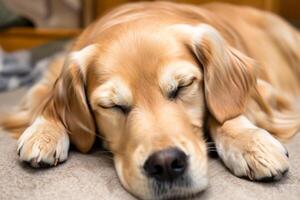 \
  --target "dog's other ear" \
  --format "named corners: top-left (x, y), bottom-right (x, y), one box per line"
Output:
top-left (172, 24), bottom-right (256, 123)
top-left (43, 45), bottom-right (98, 153)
